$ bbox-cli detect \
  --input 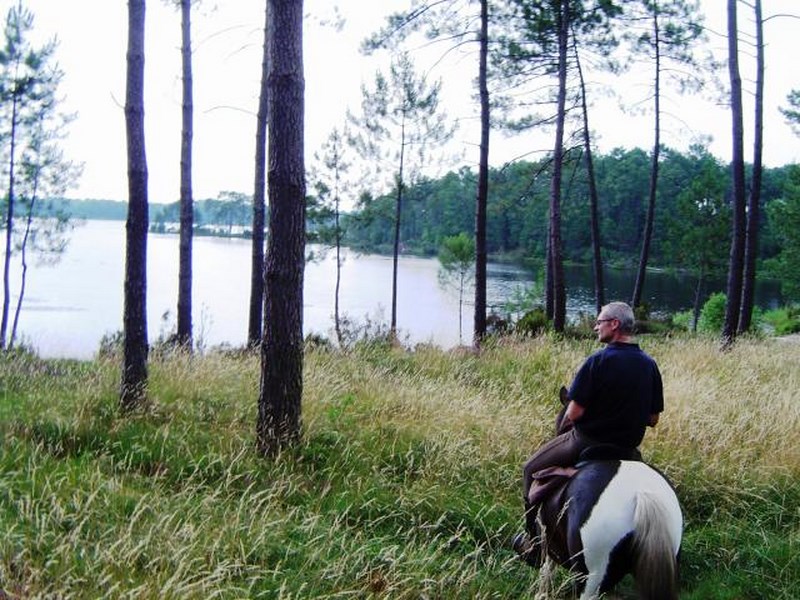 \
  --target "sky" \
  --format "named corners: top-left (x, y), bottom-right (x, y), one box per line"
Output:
top-left (3, 0), bottom-right (799, 205)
